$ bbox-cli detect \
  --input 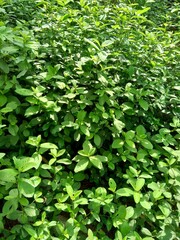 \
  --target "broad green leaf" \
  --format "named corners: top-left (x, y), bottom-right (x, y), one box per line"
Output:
top-left (25, 106), bottom-right (39, 117)
top-left (13, 156), bottom-right (41, 172)
top-left (26, 135), bottom-right (41, 146)
top-left (77, 110), bottom-right (86, 121)
top-left (112, 139), bottom-right (124, 149)
top-left (0, 153), bottom-right (5, 159)
top-left (125, 206), bottom-right (134, 219)
top-left (108, 178), bottom-right (117, 192)
top-left (23, 225), bottom-right (37, 237)
top-left (88, 229), bottom-right (94, 240)
top-left (117, 205), bottom-right (126, 219)
top-left (0, 59), bottom-right (9, 73)
top-left (40, 142), bottom-right (58, 149)
top-left (126, 140), bottom-right (136, 149)
top-left (133, 192), bottom-right (141, 203)
top-left (141, 139), bottom-right (153, 149)
top-left (15, 88), bottom-right (33, 96)
top-left (2, 199), bottom-right (18, 216)
top-left (80, 125), bottom-right (90, 137)
top-left (101, 40), bottom-right (114, 48)
top-left (135, 178), bottom-right (145, 191)
top-left (0, 169), bottom-right (18, 183)
top-left (116, 188), bottom-right (133, 197)
top-left (141, 228), bottom-right (152, 237)
top-left (94, 134), bottom-right (101, 147)
top-left (136, 125), bottom-right (146, 136)
top-left (114, 119), bottom-right (125, 132)
top-left (18, 178), bottom-right (35, 198)
top-left (66, 183), bottom-right (74, 199)
top-left (8, 124), bottom-right (19, 136)
top-left (140, 200), bottom-right (153, 210)
top-left (139, 99), bottom-right (149, 111)
top-left (89, 156), bottom-right (103, 170)
top-left (0, 94), bottom-right (7, 107)
top-left (125, 130), bottom-right (135, 140)
top-left (74, 158), bottom-right (89, 173)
